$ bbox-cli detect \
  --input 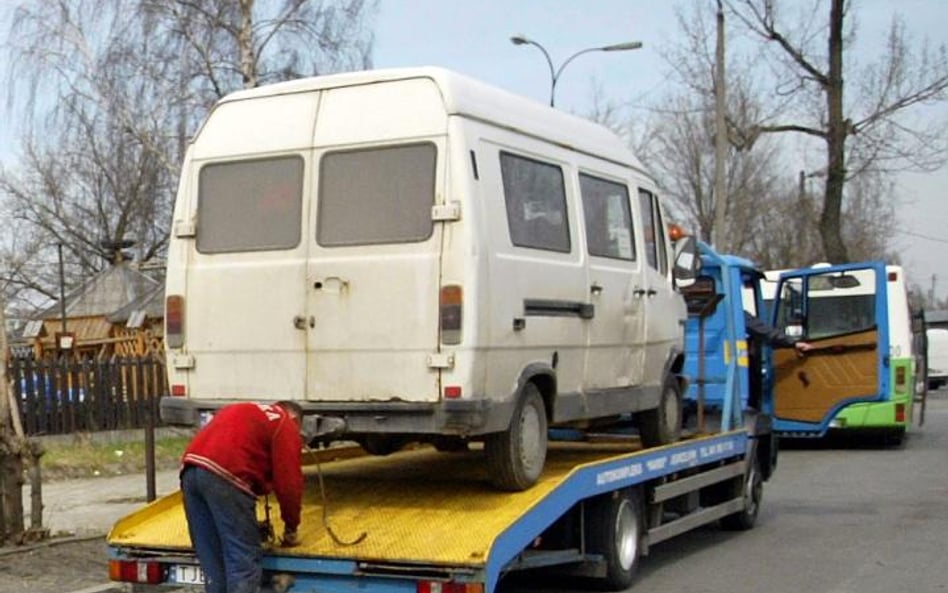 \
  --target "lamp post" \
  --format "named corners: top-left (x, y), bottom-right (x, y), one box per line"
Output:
top-left (510, 34), bottom-right (642, 107)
